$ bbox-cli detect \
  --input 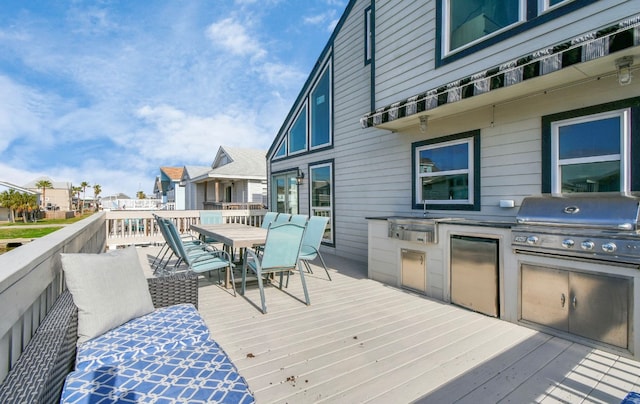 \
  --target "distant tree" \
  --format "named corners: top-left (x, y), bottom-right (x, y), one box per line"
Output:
top-left (71, 186), bottom-right (82, 211)
top-left (15, 192), bottom-right (38, 223)
top-left (137, 191), bottom-right (146, 199)
top-left (0, 189), bottom-right (18, 222)
top-left (80, 181), bottom-right (90, 214)
top-left (35, 179), bottom-right (53, 210)
top-left (93, 184), bottom-right (102, 211)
